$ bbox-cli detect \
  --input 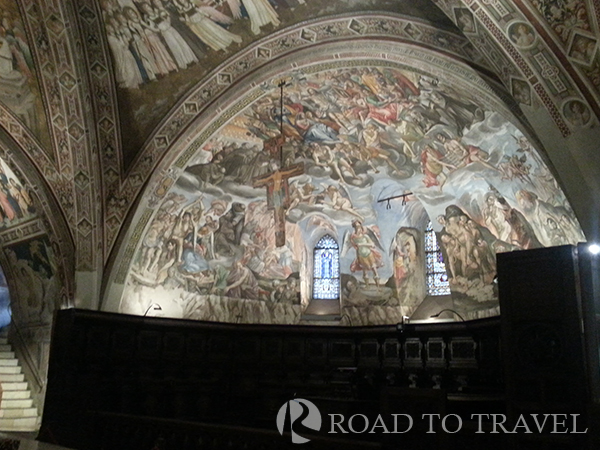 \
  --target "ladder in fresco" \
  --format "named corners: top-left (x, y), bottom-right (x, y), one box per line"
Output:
top-left (0, 330), bottom-right (39, 431)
